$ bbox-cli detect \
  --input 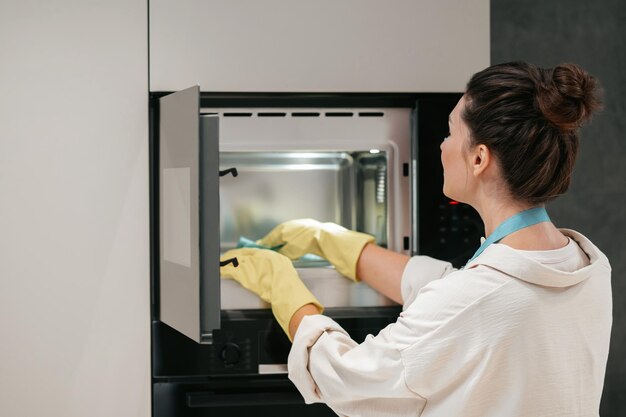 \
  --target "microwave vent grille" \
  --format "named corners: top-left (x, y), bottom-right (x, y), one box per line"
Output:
top-left (220, 111), bottom-right (385, 118)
